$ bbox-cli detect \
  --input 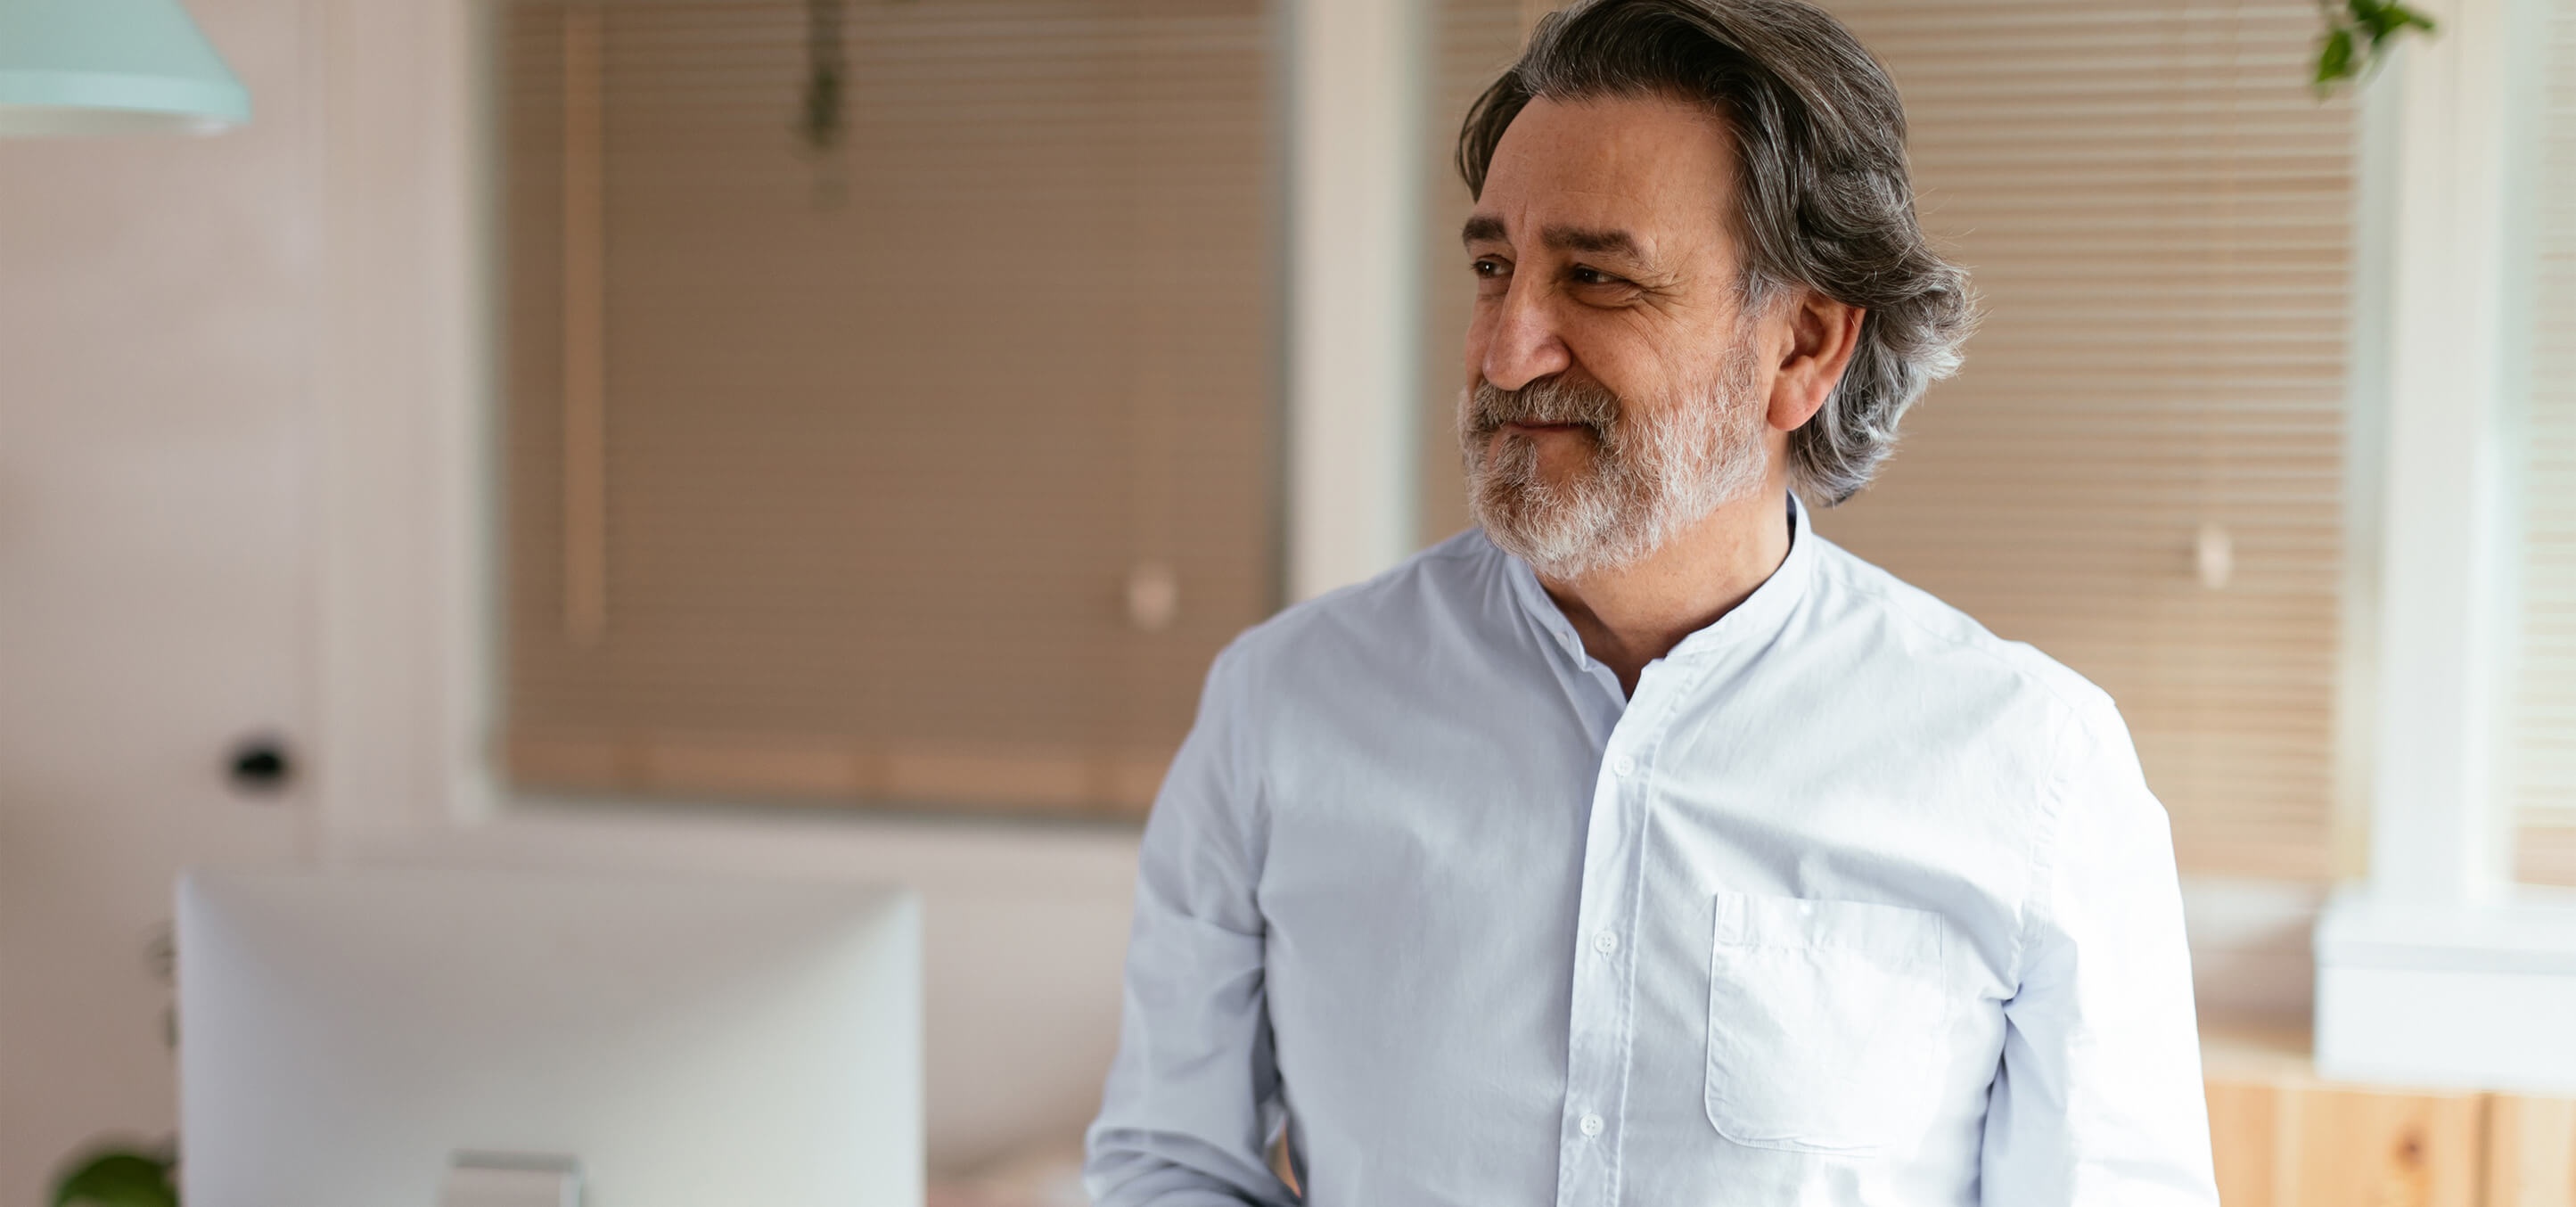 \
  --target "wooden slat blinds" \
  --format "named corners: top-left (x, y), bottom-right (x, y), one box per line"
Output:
top-left (2511, 0), bottom-right (2576, 887)
top-left (1817, 1), bottom-right (2358, 881)
top-left (498, 0), bottom-right (1279, 817)
top-left (1421, 0), bottom-right (2359, 878)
